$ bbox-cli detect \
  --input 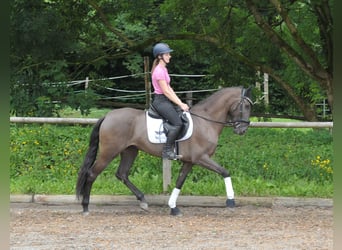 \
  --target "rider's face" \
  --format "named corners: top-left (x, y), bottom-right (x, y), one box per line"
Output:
top-left (161, 53), bottom-right (171, 63)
